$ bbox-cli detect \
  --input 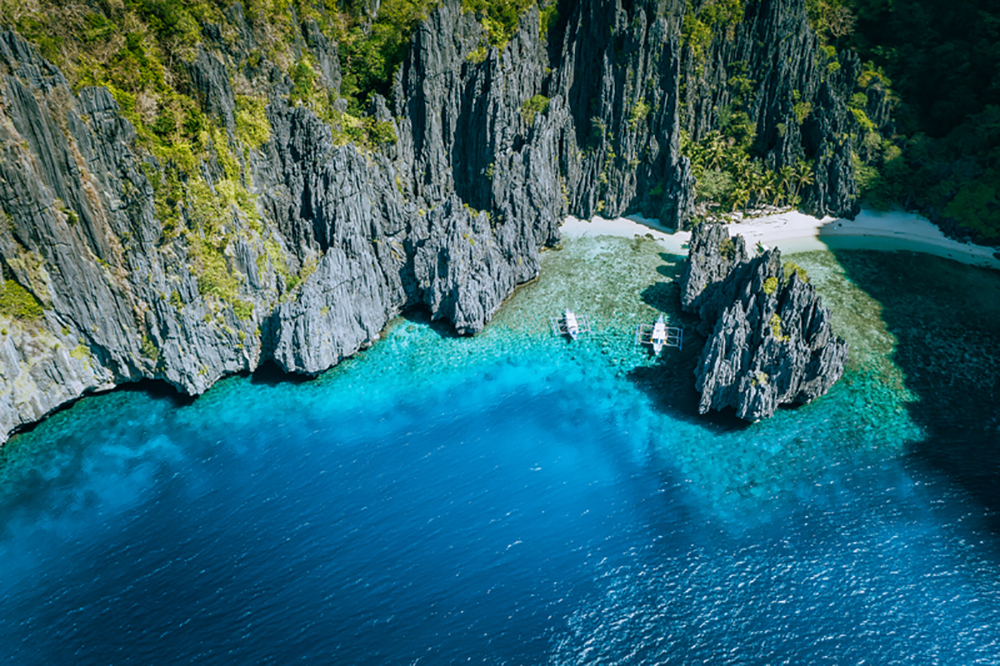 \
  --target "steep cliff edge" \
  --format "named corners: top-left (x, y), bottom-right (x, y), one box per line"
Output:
top-left (0, 0), bottom-right (861, 441)
top-left (680, 222), bottom-right (847, 420)
top-left (679, 0), bottom-right (889, 218)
